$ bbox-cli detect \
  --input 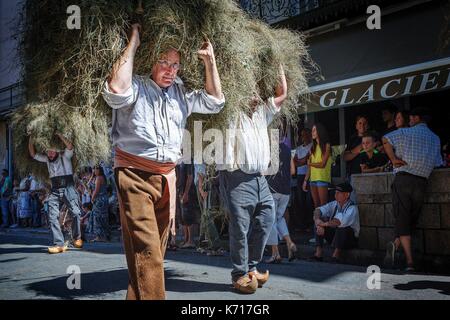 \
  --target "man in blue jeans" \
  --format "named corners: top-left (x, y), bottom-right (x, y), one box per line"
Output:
top-left (0, 169), bottom-right (12, 228)
top-left (219, 66), bottom-right (287, 294)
